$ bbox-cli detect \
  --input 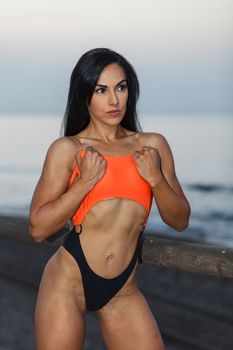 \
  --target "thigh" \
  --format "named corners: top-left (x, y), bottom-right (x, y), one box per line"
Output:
top-left (96, 287), bottom-right (164, 350)
top-left (35, 255), bottom-right (86, 350)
